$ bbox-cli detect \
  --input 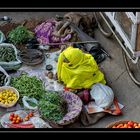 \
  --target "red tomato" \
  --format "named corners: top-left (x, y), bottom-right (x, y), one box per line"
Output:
top-left (28, 112), bottom-right (33, 117)
top-left (20, 118), bottom-right (23, 122)
top-left (9, 116), bottom-right (13, 121)
top-left (14, 114), bottom-right (18, 118)
top-left (24, 117), bottom-right (29, 121)
top-left (13, 117), bottom-right (16, 121)
top-left (10, 113), bottom-right (14, 117)
top-left (12, 121), bottom-right (16, 124)
top-left (128, 121), bottom-right (134, 126)
top-left (16, 120), bottom-right (19, 124)
top-left (123, 124), bottom-right (128, 128)
top-left (134, 123), bottom-right (138, 127)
